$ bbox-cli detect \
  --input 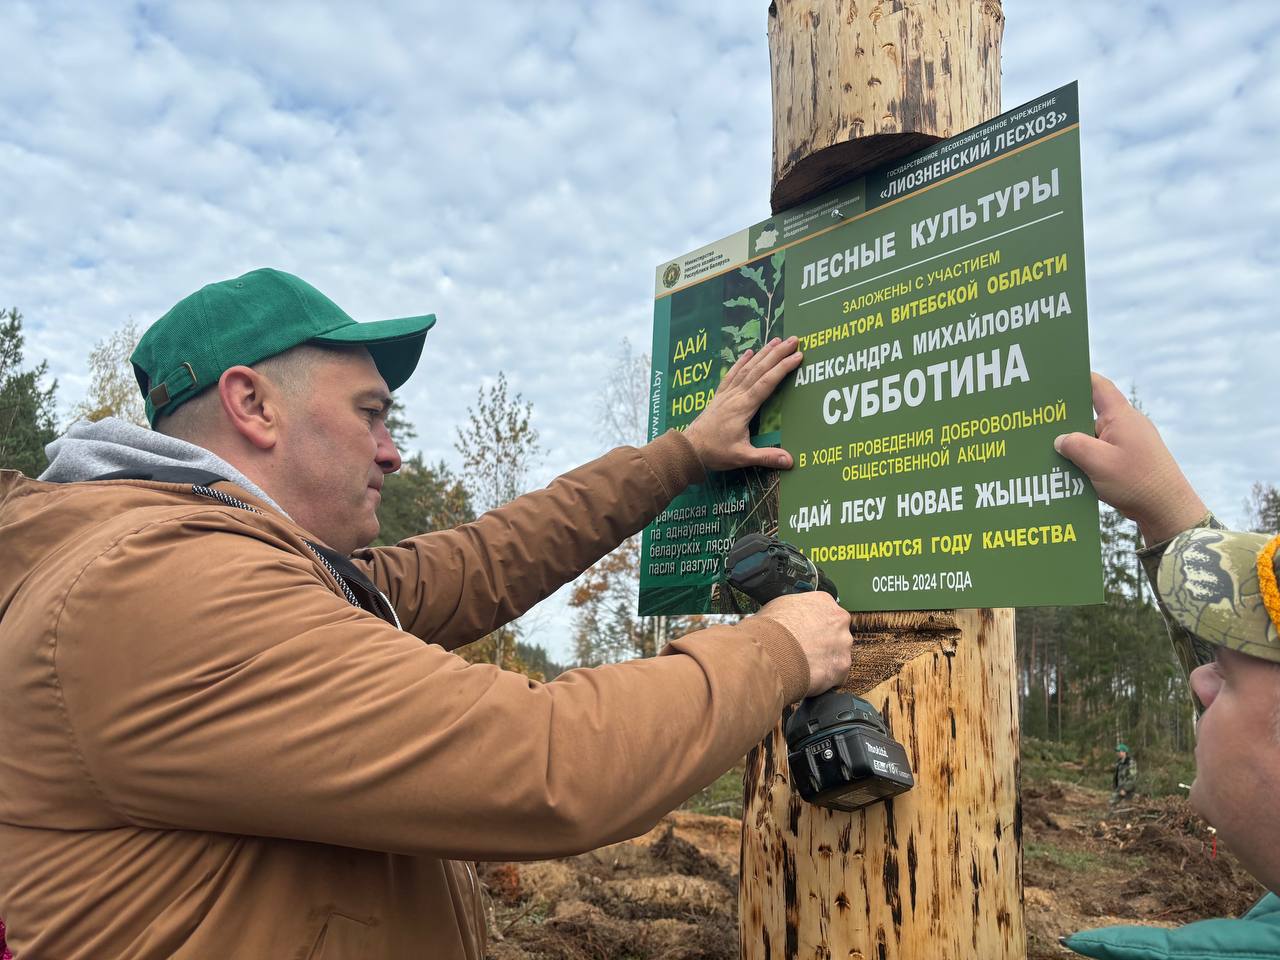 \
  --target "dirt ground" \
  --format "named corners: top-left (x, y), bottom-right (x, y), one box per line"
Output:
top-left (1021, 780), bottom-right (1263, 958)
top-left (480, 784), bottom-right (1264, 960)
